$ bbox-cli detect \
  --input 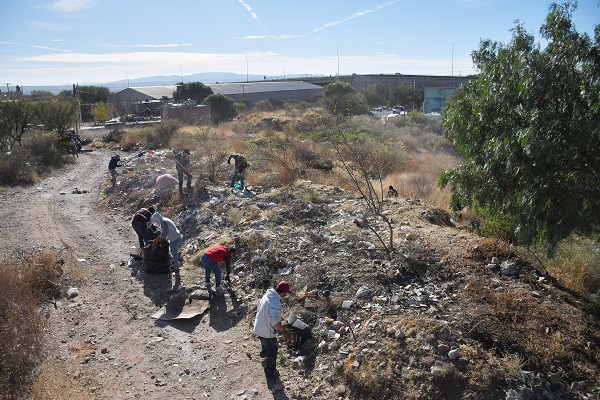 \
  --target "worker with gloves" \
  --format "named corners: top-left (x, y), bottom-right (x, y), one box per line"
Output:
top-left (227, 153), bottom-right (248, 189)
top-left (131, 205), bottom-right (156, 249)
top-left (108, 154), bottom-right (122, 187)
top-left (150, 212), bottom-right (182, 274)
top-left (253, 281), bottom-right (293, 379)
top-left (199, 245), bottom-right (236, 295)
